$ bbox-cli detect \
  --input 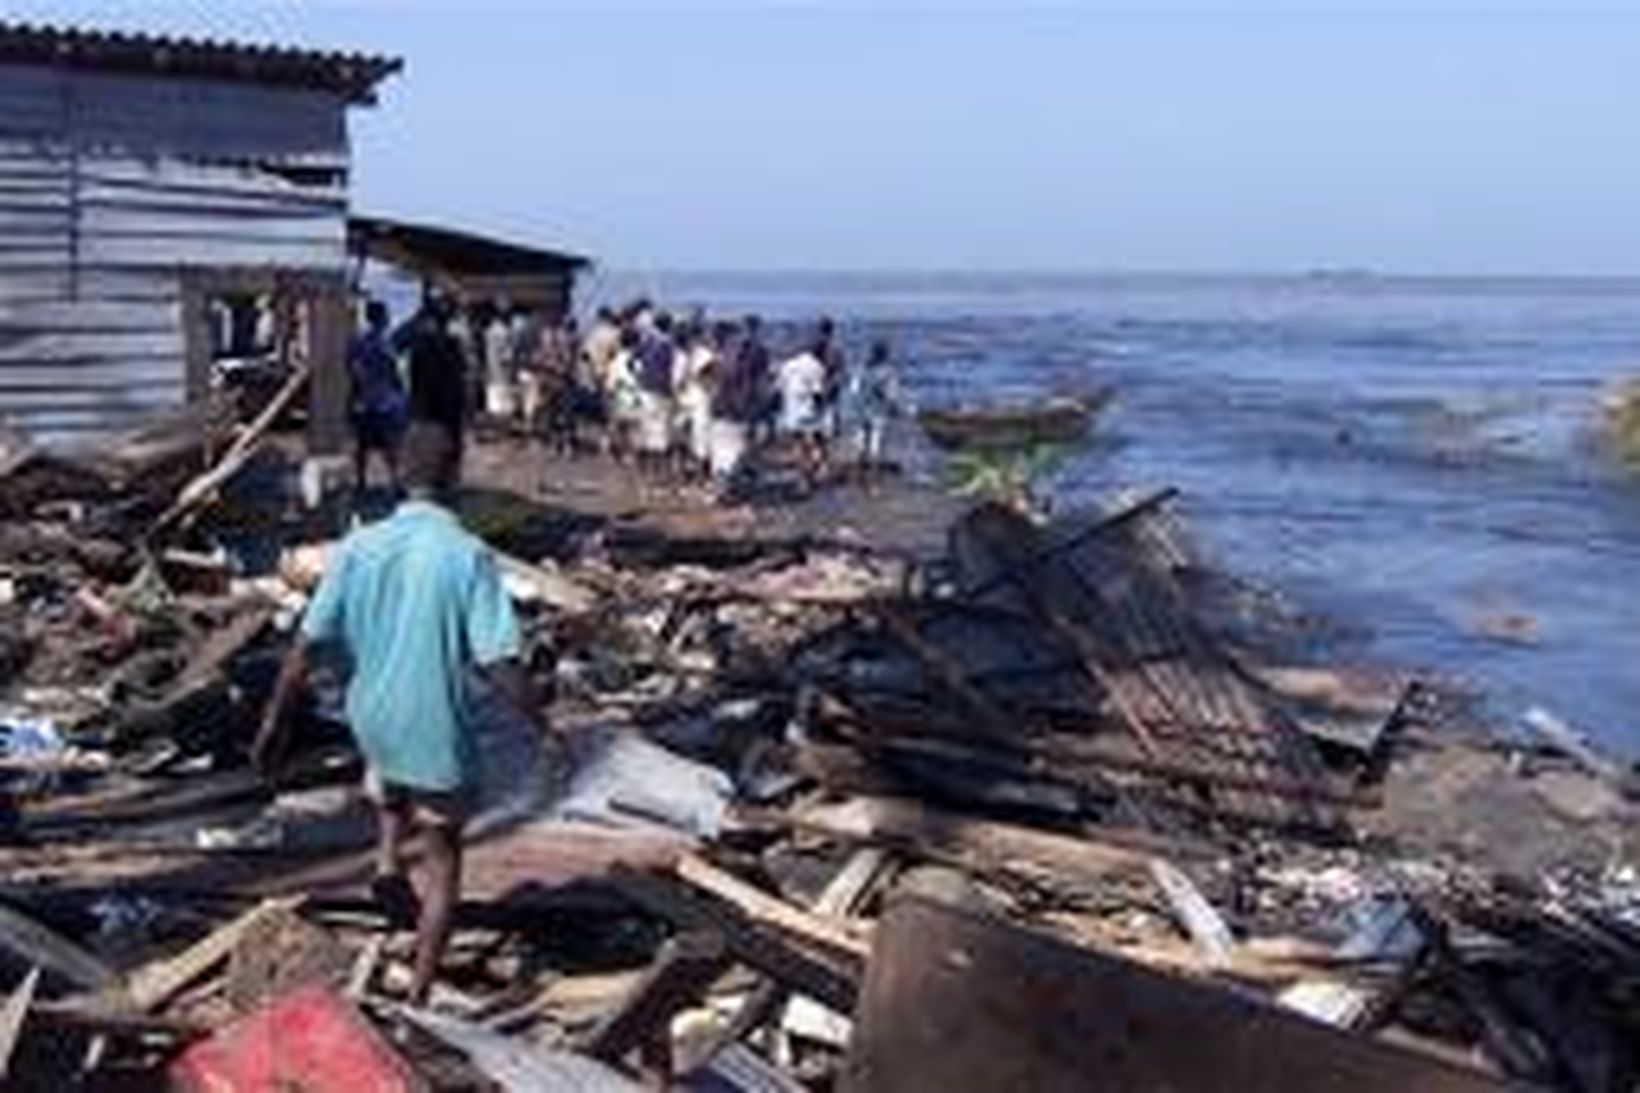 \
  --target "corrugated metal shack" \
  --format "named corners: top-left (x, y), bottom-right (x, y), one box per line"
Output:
top-left (0, 21), bottom-right (400, 447)
top-left (349, 215), bottom-right (590, 323)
